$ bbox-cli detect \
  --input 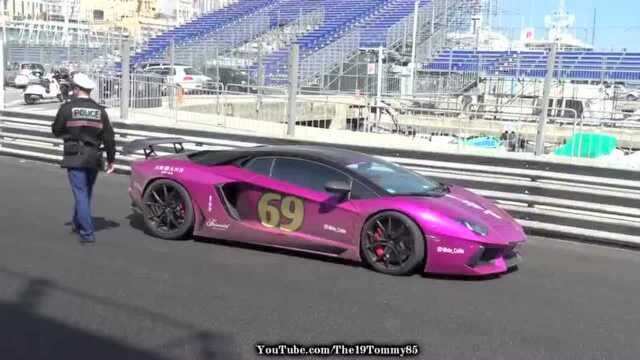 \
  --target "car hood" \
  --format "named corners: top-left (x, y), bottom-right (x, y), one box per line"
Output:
top-left (397, 185), bottom-right (524, 244)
